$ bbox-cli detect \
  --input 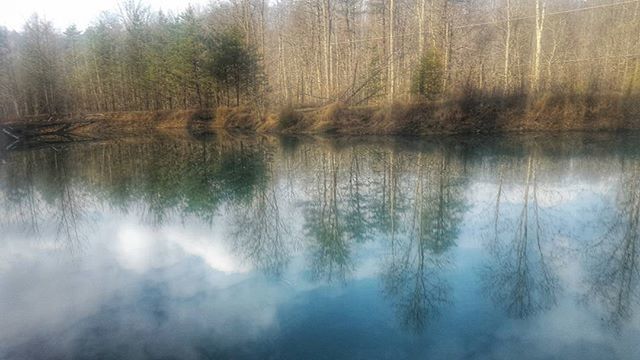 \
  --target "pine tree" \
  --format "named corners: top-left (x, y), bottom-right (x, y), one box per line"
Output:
top-left (411, 48), bottom-right (444, 101)
top-left (207, 29), bottom-right (262, 106)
